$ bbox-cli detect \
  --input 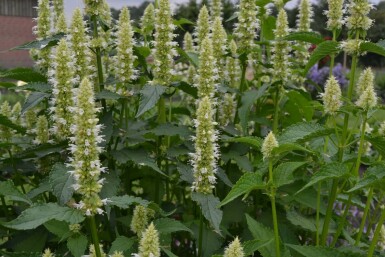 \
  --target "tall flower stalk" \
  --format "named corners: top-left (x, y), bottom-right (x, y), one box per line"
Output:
top-left (33, 0), bottom-right (51, 73)
top-left (194, 6), bottom-right (210, 51)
